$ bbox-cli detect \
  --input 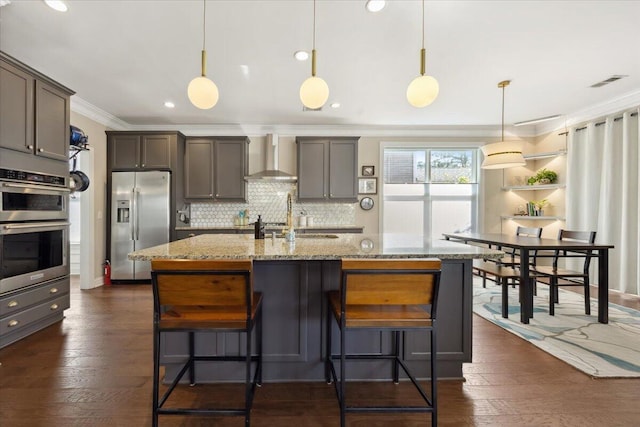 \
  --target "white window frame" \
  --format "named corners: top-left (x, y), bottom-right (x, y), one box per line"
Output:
top-left (379, 142), bottom-right (481, 239)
